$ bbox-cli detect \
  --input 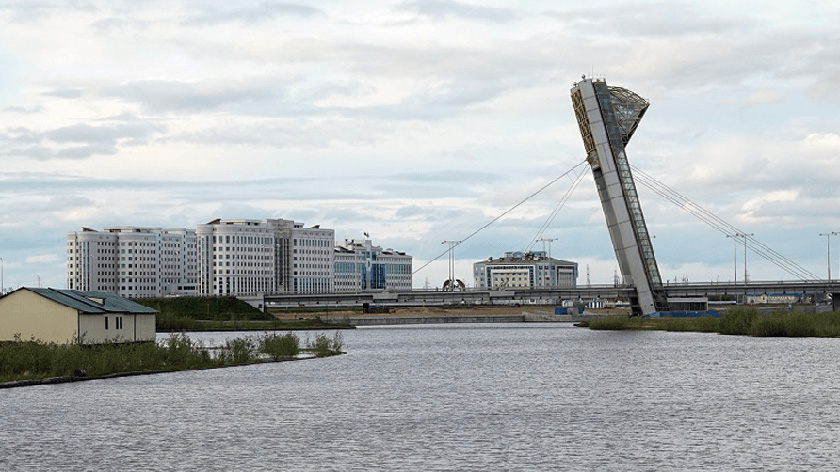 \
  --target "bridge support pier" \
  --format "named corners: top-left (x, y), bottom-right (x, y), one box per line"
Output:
top-left (832, 293), bottom-right (840, 312)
